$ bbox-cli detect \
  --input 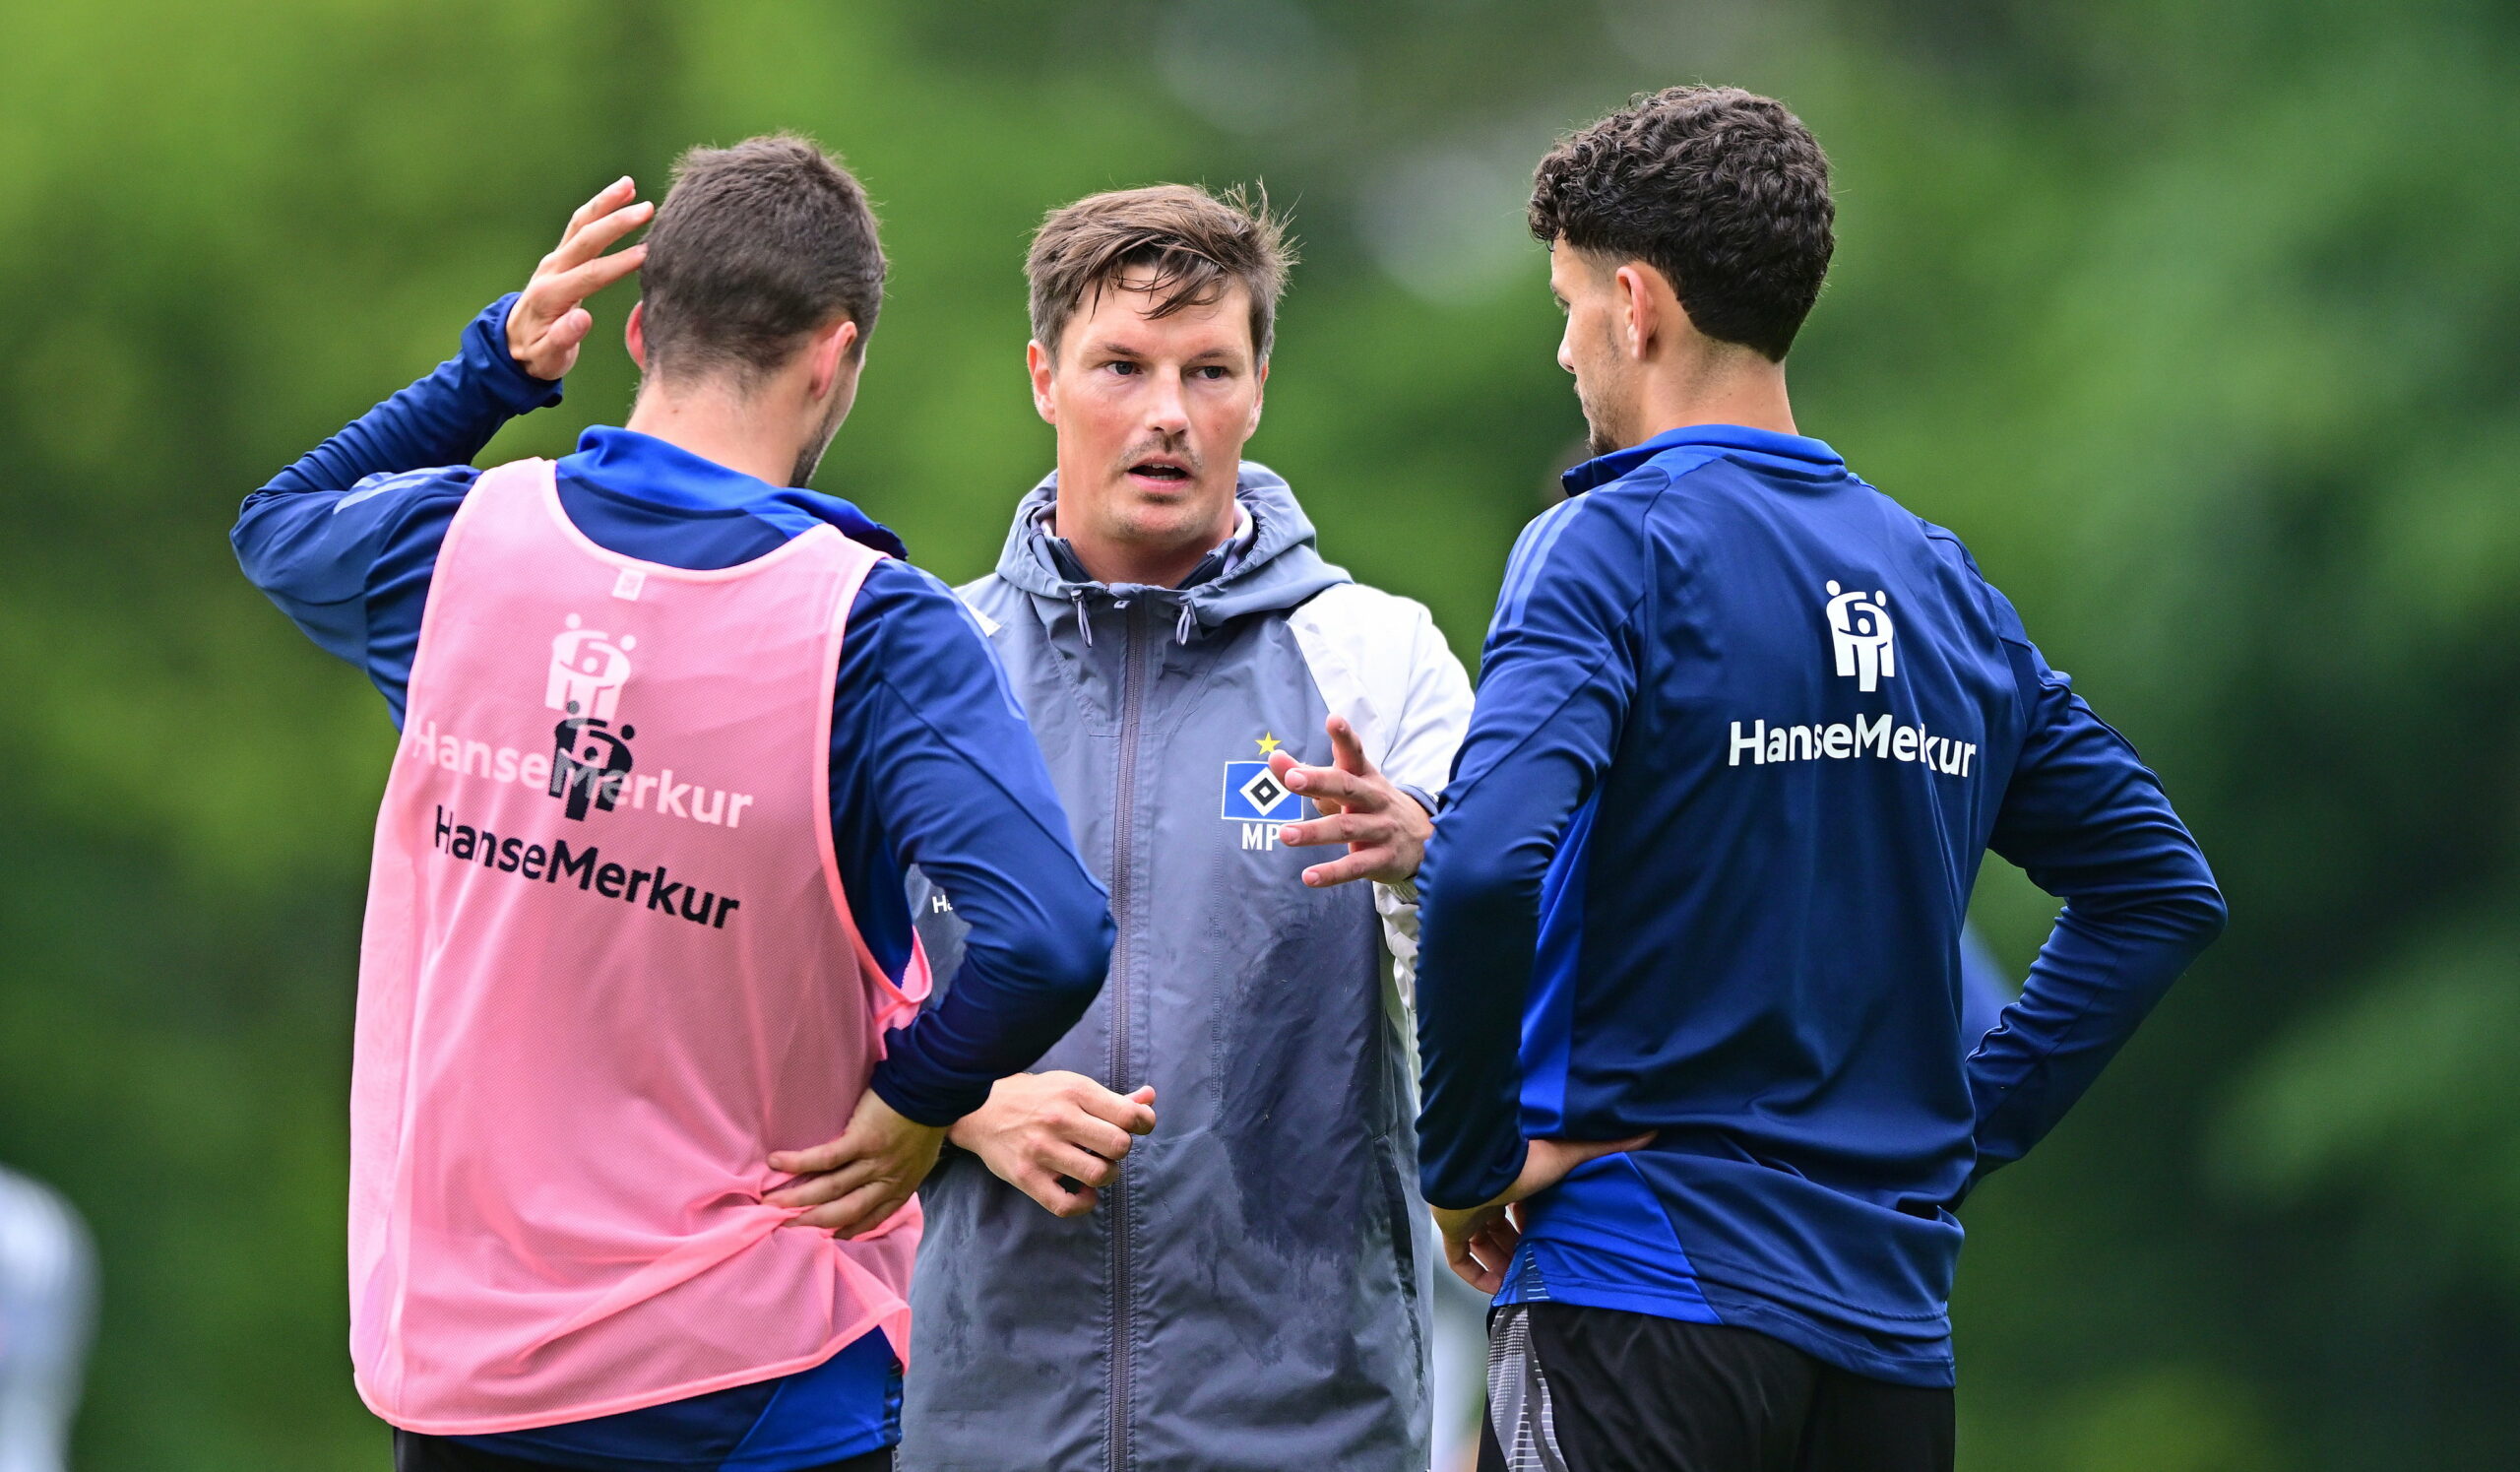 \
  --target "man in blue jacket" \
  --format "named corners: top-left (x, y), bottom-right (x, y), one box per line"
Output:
top-left (233, 139), bottom-right (1114, 1472)
top-left (1414, 87), bottom-right (2228, 1471)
